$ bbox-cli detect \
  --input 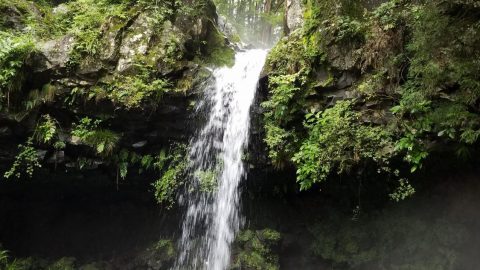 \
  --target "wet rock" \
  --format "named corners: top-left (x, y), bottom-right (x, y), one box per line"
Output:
top-left (36, 150), bottom-right (48, 160)
top-left (150, 21), bottom-right (187, 75)
top-left (47, 151), bottom-right (65, 164)
top-left (336, 72), bottom-right (357, 89)
top-left (116, 12), bottom-right (155, 73)
top-left (0, 5), bottom-right (25, 30)
top-left (327, 44), bottom-right (360, 71)
top-left (57, 77), bottom-right (95, 87)
top-left (0, 126), bottom-right (12, 137)
top-left (176, 65), bottom-right (213, 94)
top-left (132, 141), bottom-right (147, 148)
top-left (1, 2), bottom-right (42, 30)
top-left (65, 162), bottom-right (76, 168)
top-left (100, 16), bottom-right (130, 63)
top-left (33, 35), bottom-right (76, 74)
top-left (217, 15), bottom-right (240, 47)
top-left (174, 1), bottom-right (216, 42)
